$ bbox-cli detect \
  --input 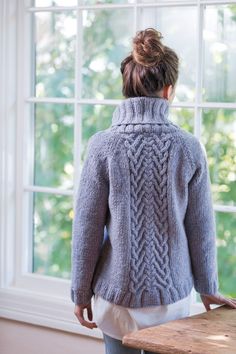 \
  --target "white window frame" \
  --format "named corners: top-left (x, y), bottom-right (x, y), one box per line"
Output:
top-left (0, 0), bottom-right (236, 337)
